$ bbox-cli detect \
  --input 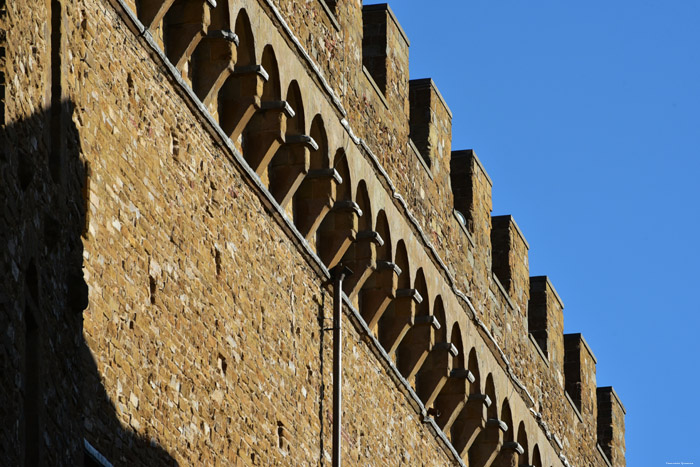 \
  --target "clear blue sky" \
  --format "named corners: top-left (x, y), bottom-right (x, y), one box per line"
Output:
top-left (365, 1), bottom-right (700, 465)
